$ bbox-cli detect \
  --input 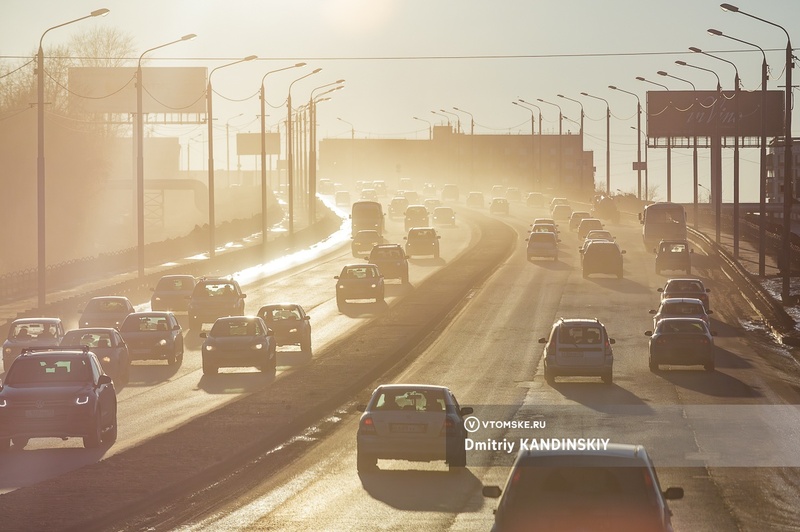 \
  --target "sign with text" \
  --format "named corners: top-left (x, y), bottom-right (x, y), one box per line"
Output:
top-left (646, 90), bottom-right (784, 138)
